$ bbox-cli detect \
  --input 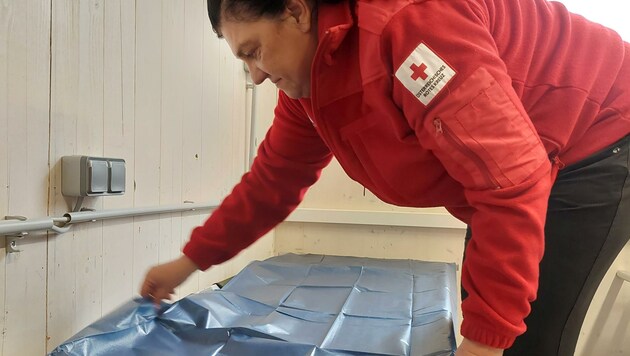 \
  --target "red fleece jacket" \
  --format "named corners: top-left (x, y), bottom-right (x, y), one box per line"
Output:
top-left (185, 0), bottom-right (630, 349)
